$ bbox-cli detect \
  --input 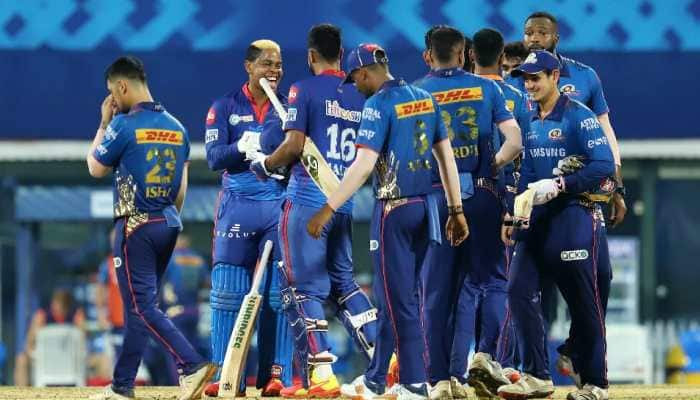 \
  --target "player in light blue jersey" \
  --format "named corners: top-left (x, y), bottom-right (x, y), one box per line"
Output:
top-left (203, 39), bottom-right (292, 398)
top-left (413, 26), bottom-right (523, 399)
top-left (251, 25), bottom-right (378, 398)
top-left (307, 43), bottom-right (468, 400)
top-left (87, 56), bottom-right (215, 400)
top-left (497, 50), bottom-right (614, 400)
